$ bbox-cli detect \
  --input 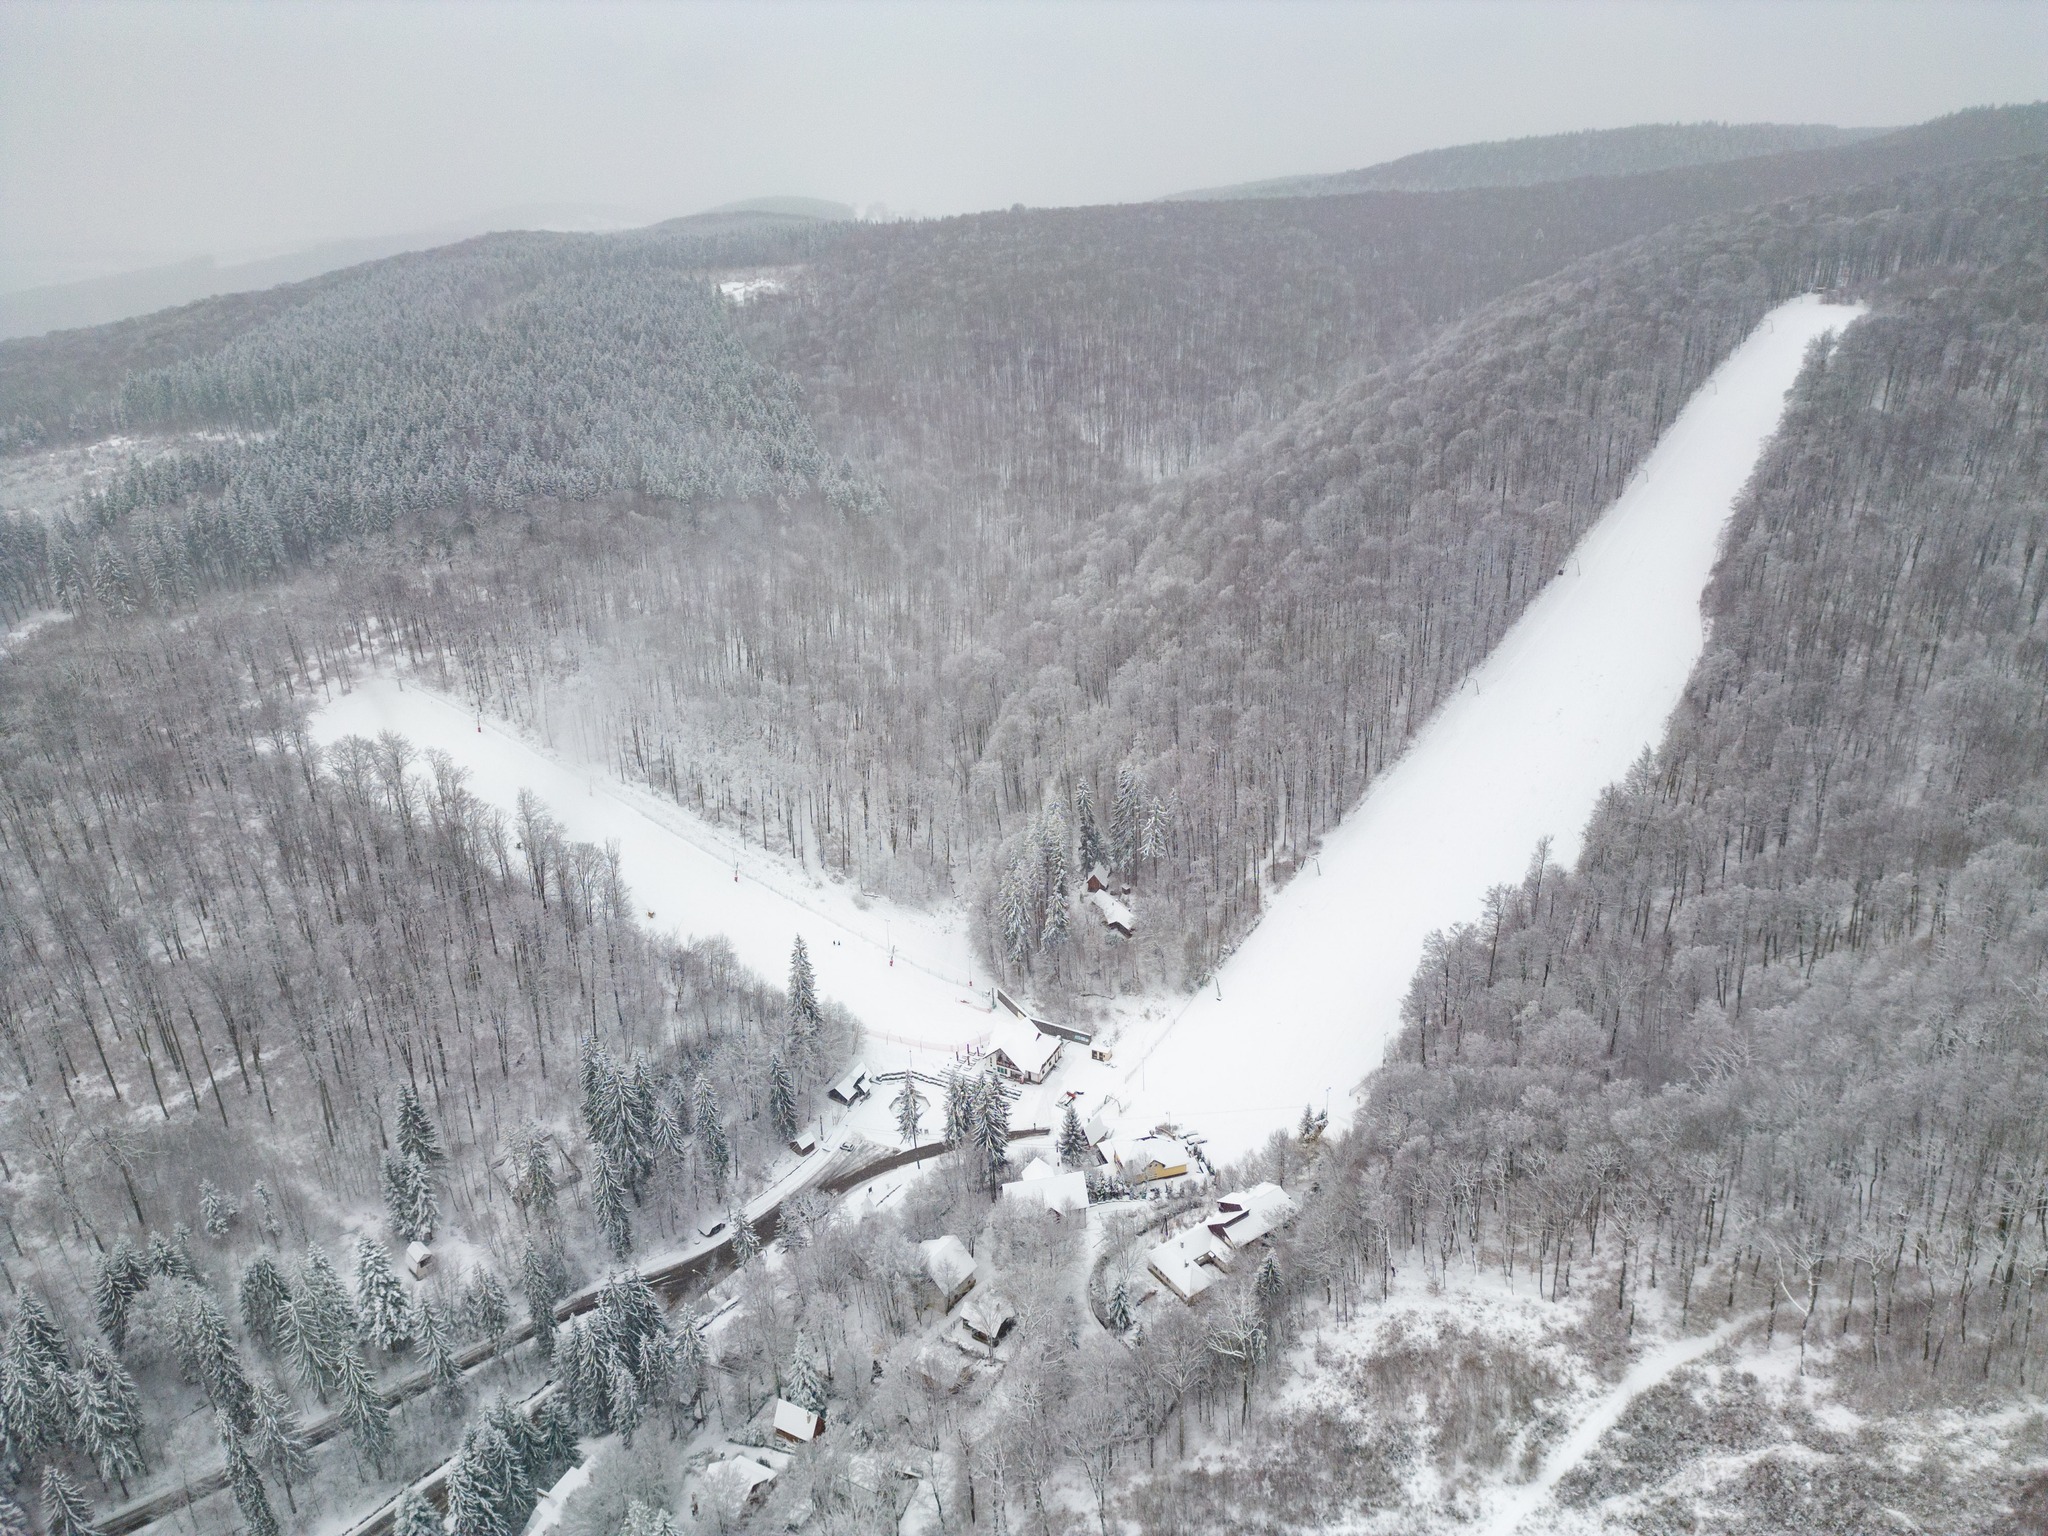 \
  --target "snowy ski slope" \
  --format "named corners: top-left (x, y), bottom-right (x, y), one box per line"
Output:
top-left (309, 295), bottom-right (1859, 1160)
top-left (1104, 295), bottom-right (1864, 1155)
